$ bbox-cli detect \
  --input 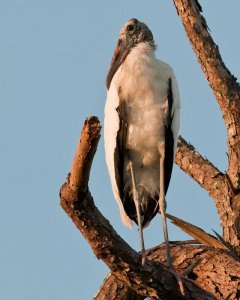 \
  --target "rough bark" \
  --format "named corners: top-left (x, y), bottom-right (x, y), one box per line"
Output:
top-left (173, 0), bottom-right (240, 252)
top-left (60, 117), bottom-right (215, 300)
top-left (95, 243), bottom-right (240, 300)
top-left (94, 273), bottom-right (144, 300)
